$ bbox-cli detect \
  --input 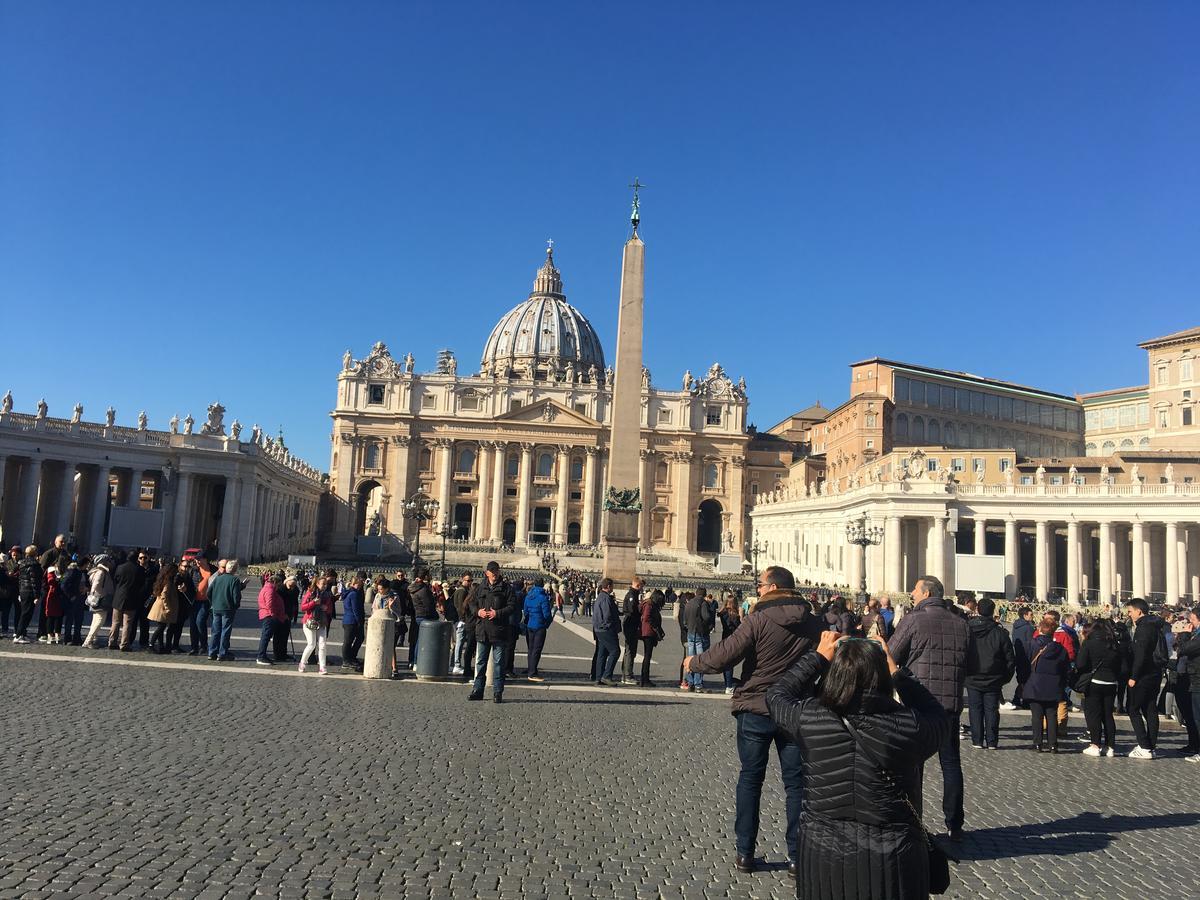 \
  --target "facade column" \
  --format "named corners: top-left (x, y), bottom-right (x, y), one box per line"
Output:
top-left (1188, 526), bottom-right (1200, 605)
top-left (386, 437), bottom-right (413, 539)
top-left (1035, 520), bottom-right (1049, 603)
top-left (90, 465), bottom-right (111, 552)
top-left (581, 448), bottom-right (598, 545)
top-left (490, 442), bottom-right (506, 542)
top-left (884, 515), bottom-right (902, 594)
top-left (56, 462), bottom-right (78, 538)
top-left (1177, 524), bottom-right (1190, 602)
top-left (476, 443), bottom-right (493, 542)
top-left (973, 519), bottom-right (986, 555)
top-left (171, 471), bottom-right (193, 555)
top-left (671, 452), bottom-right (694, 551)
top-left (638, 450), bottom-right (655, 549)
top-left (1131, 521), bottom-right (1146, 599)
top-left (555, 446), bottom-right (571, 543)
top-left (1165, 522), bottom-right (1181, 606)
top-left (0, 454), bottom-right (7, 538)
top-left (1004, 519), bottom-right (1019, 600)
top-left (516, 443), bottom-right (533, 545)
top-left (1066, 521), bottom-right (1081, 607)
top-left (21, 457), bottom-right (45, 546)
top-left (1098, 521), bottom-right (1113, 606)
top-left (435, 440), bottom-right (453, 531)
